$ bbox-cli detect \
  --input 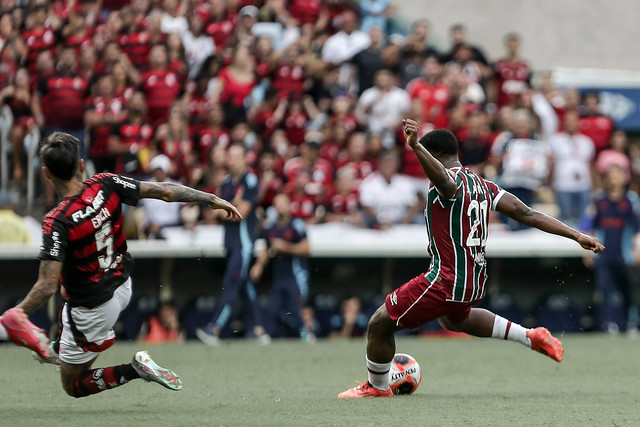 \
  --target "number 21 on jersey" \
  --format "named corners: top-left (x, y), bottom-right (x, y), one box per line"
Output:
top-left (466, 199), bottom-right (488, 247)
